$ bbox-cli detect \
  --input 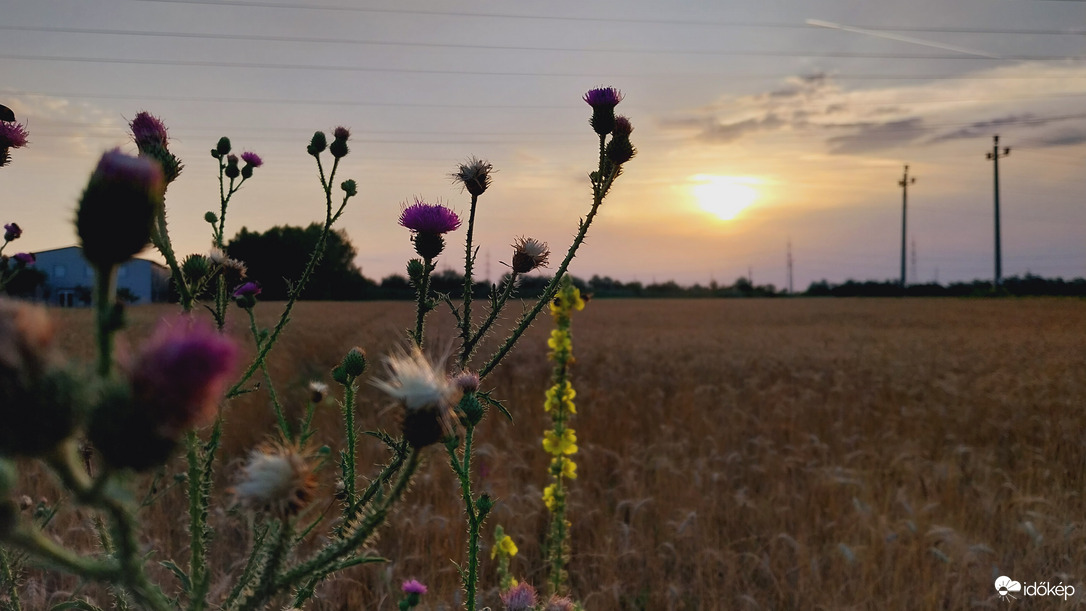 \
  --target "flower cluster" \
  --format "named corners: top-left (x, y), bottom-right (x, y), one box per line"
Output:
top-left (399, 579), bottom-right (428, 610)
